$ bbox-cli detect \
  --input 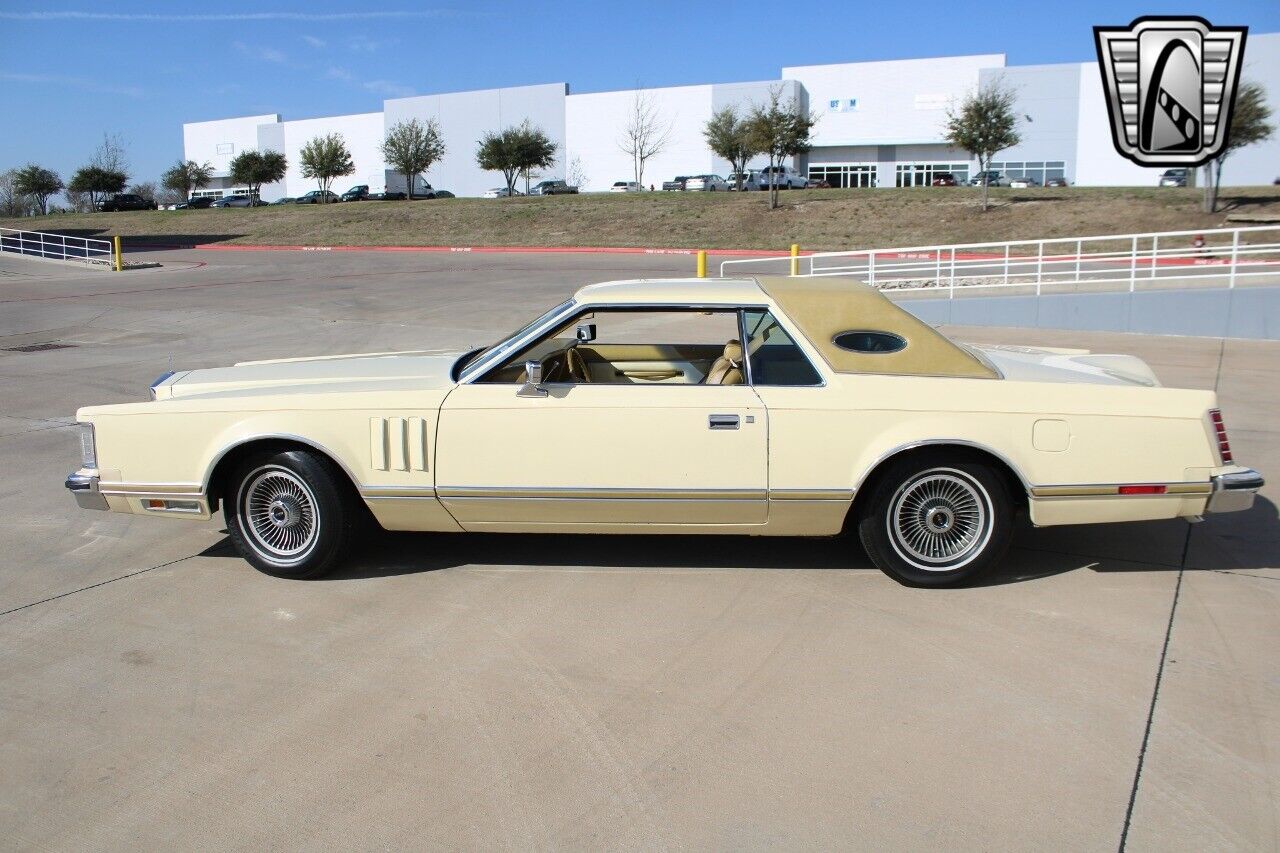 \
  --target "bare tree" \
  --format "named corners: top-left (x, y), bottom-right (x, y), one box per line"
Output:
top-left (566, 155), bottom-right (589, 191)
top-left (619, 89), bottom-right (672, 189)
top-left (1201, 81), bottom-right (1274, 213)
top-left (91, 132), bottom-right (130, 177)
